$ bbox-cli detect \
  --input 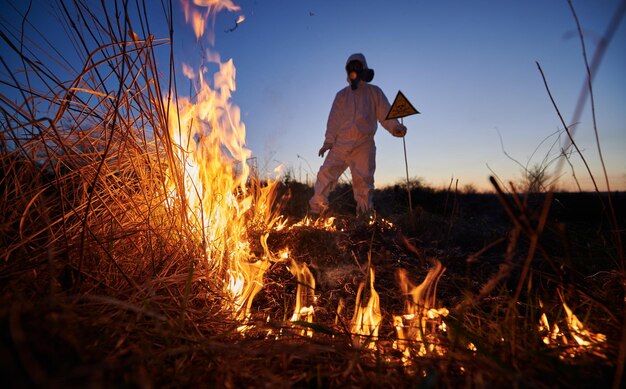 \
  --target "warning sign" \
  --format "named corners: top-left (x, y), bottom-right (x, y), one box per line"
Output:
top-left (386, 91), bottom-right (419, 120)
